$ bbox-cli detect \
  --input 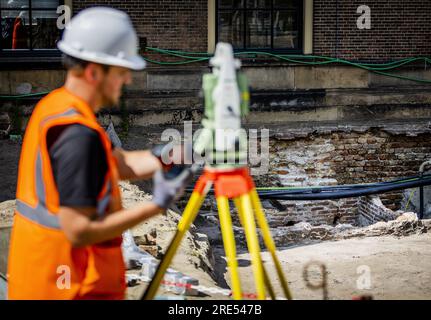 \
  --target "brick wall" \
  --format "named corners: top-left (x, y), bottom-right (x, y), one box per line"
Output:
top-left (72, 1), bottom-right (431, 61)
top-left (72, 1), bottom-right (208, 52)
top-left (260, 129), bottom-right (431, 226)
top-left (313, 0), bottom-right (431, 61)
top-left (358, 195), bottom-right (400, 226)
